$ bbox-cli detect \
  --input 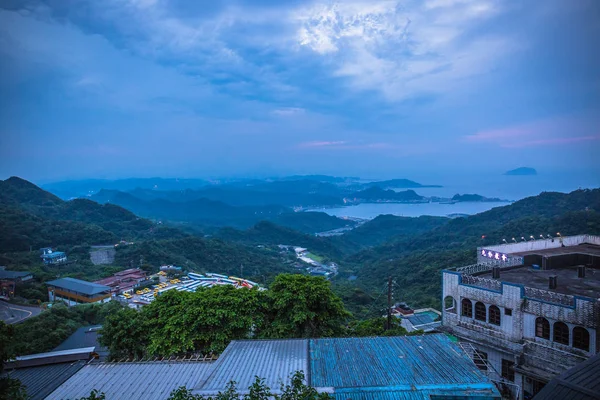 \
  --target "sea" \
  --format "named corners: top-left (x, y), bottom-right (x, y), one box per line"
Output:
top-left (307, 172), bottom-right (599, 220)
